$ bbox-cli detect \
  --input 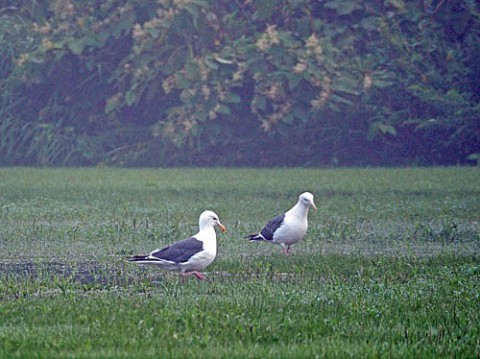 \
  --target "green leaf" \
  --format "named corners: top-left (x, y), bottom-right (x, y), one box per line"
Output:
top-left (184, 4), bottom-right (201, 20)
top-left (195, 110), bottom-right (208, 122)
top-left (223, 92), bottom-right (241, 103)
top-left (113, 12), bottom-right (135, 39)
top-left (254, 96), bottom-right (267, 112)
top-left (177, 75), bottom-right (193, 90)
top-left (388, 0), bottom-right (406, 10)
top-left (84, 33), bottom-right (102, 48)
top-left (253, 0), bottom-right (275, 20)
top-left (217, 104), bottom-right (231, 115)
top-left (360, 17), bottom-right (382, 31)
top-left (282, 113), bottom-right (294, 124)
top-left (189, 0), bottom-right (210, 7)
top-left (68, 39), bottom-right (85, 55)
top-left (125, 90), bottom-right (137, 106)
top-left (330, 94), bottom-right (354, 106)
top-left (105, 97), bottom-right (119, 114)
top-left (146, 26), bottom-right (161, 39)
top-left (369, 70), bottom-right (394, 89)
top-left (286, 74), bottom-right (302, 91)
top-left (331, 75), bottom-right (360, 96)
top-left (379, 123), bottom-right (397, 136)
top-left (466, 153), bottom-right (480, 165)
top-left (324, 1), bottom-right (362, 15)
top-left (204, 57), bottom-right (219, 70)
top-left (369, 122), bottom-right (397, 139)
